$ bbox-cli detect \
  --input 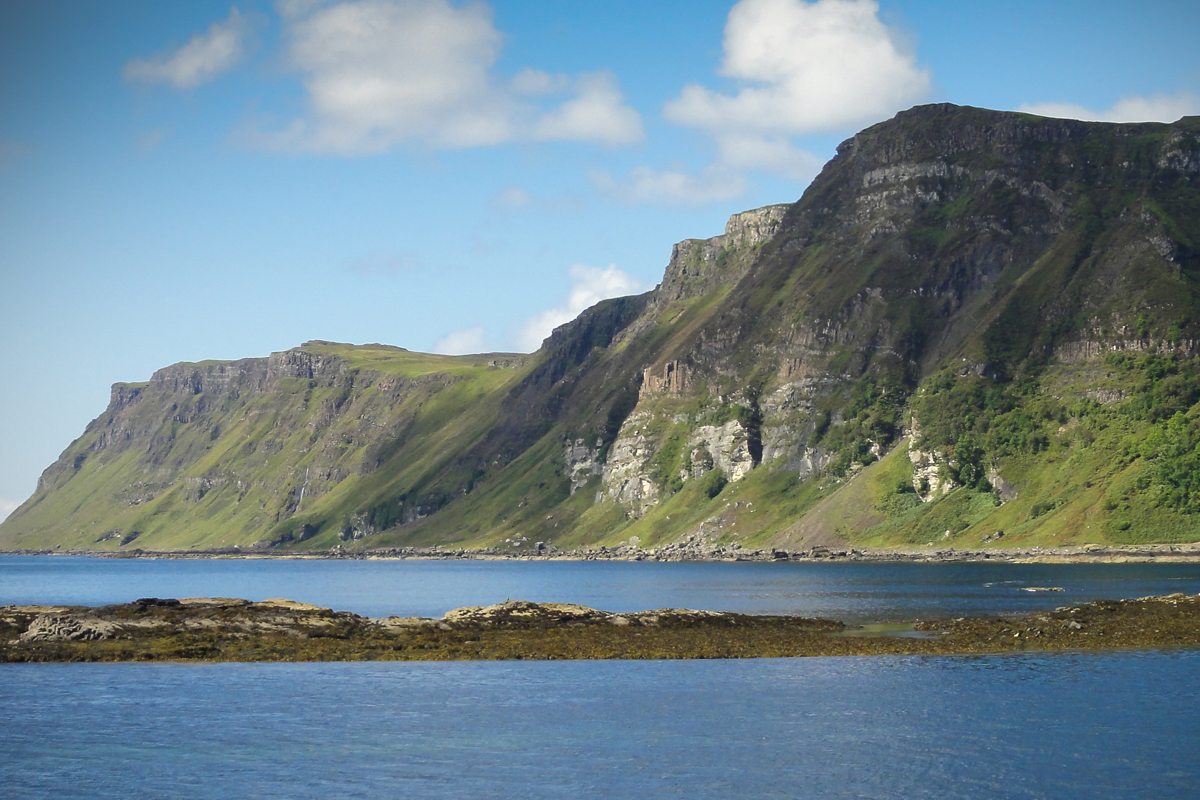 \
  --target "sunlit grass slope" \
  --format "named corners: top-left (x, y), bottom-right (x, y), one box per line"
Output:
top-left (1, 343), bottom-right (529, 550)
